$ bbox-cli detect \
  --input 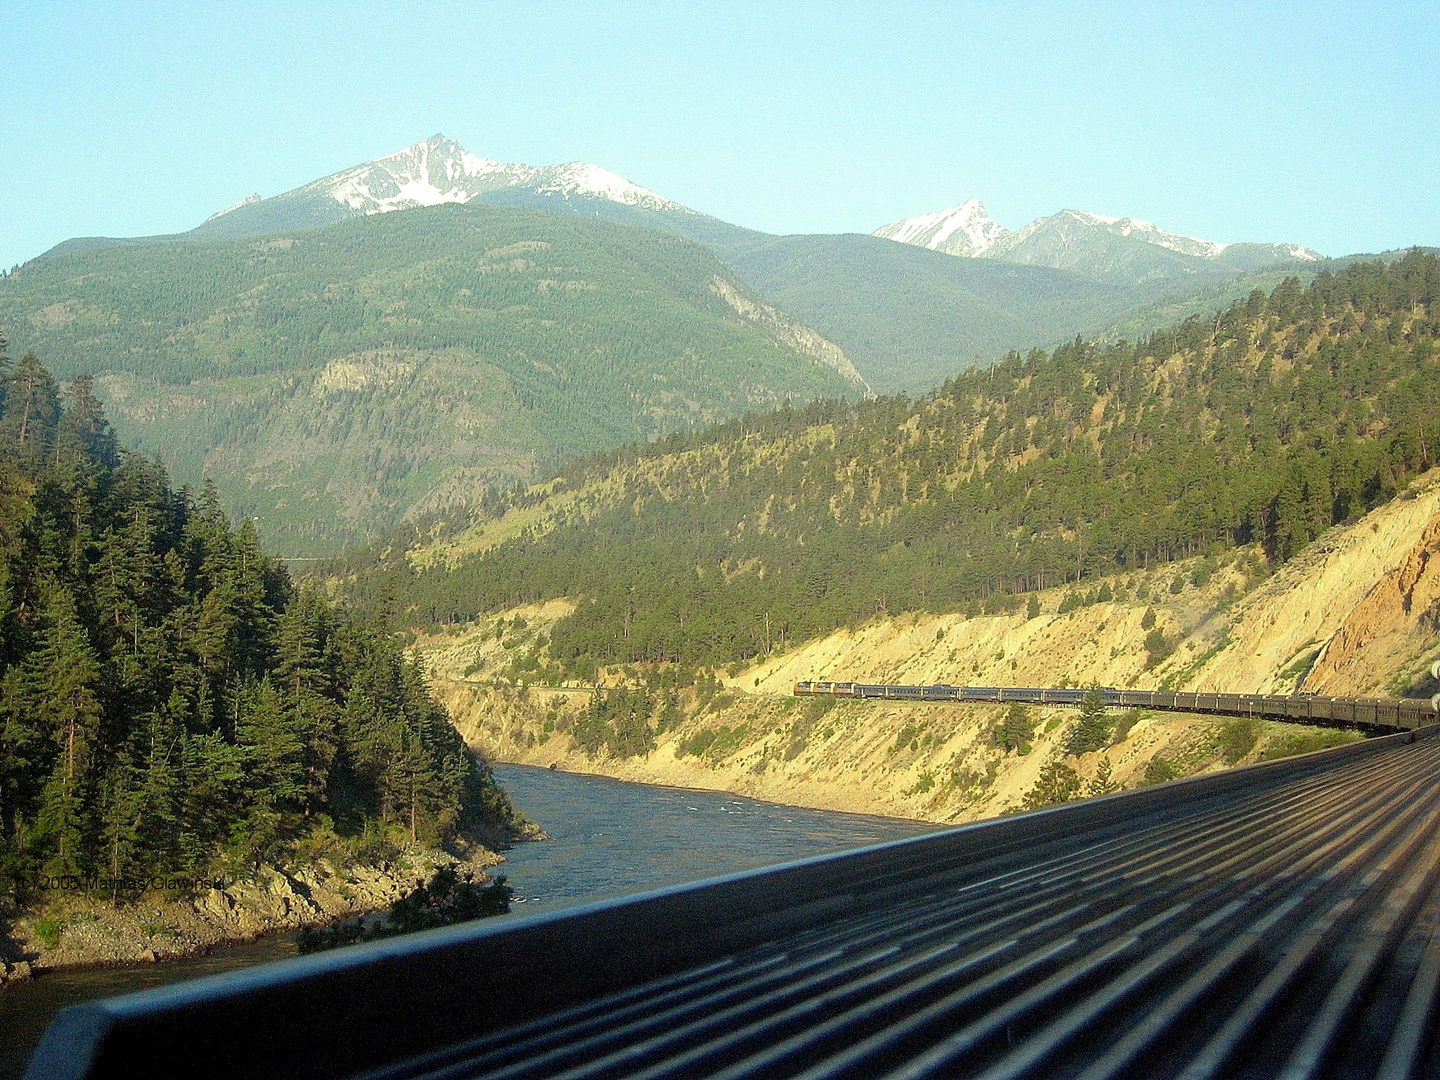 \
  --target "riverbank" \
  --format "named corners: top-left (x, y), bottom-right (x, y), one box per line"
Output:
top-left (1, 764), bottom-right (932, 1079)
top-left (442, 683), bottom-right (1361, 823)
top-left (417, 479), bottom-right (1440, 822)
top-left (0, 842), bottom-right (511, 989)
